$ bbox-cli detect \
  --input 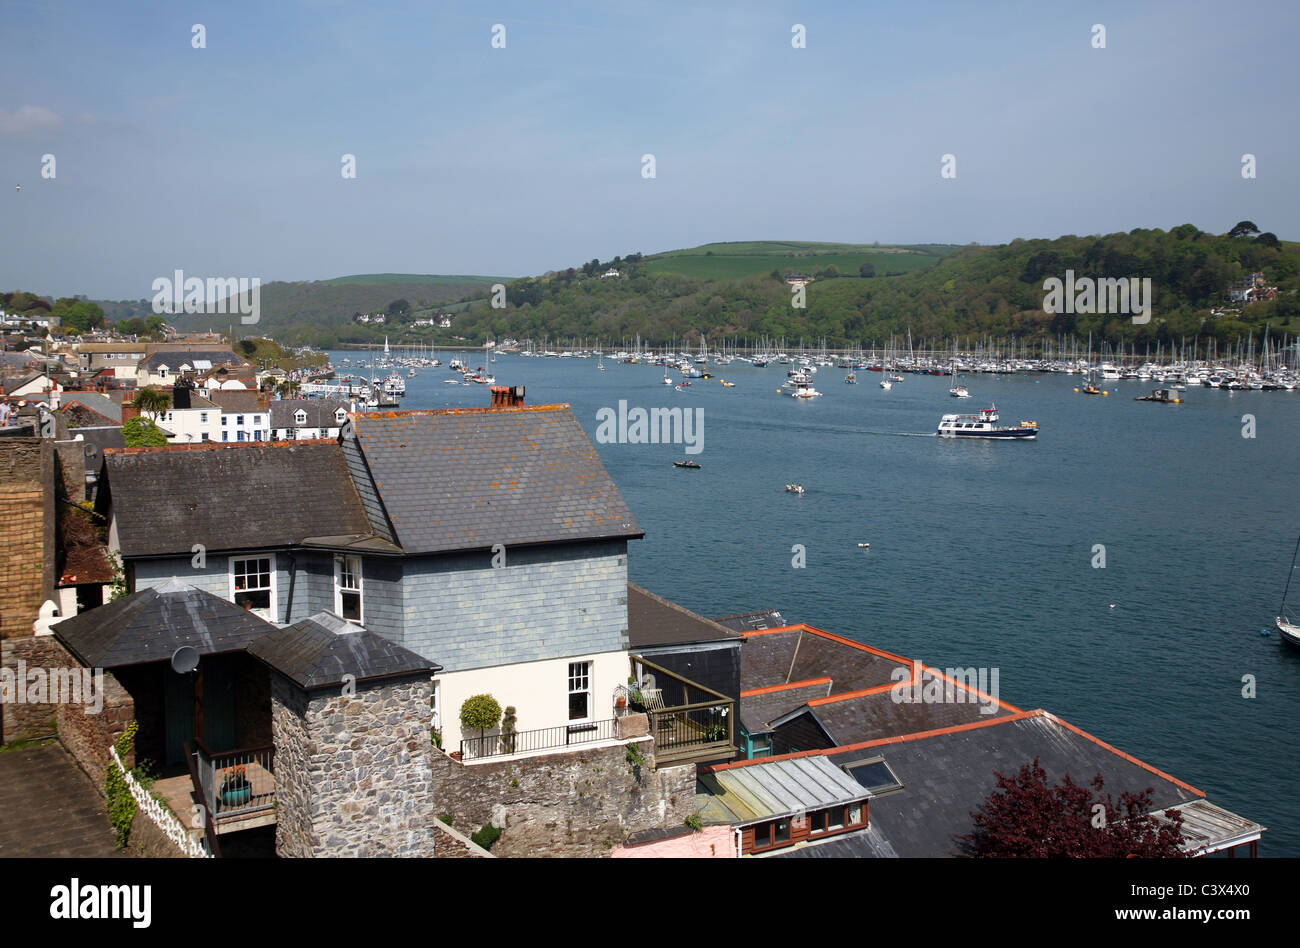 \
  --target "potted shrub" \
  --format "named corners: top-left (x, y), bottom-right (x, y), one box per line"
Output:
top-left (219, 765), bottom-right (252, 806)
top-left (460, 694), bottom-right (502, 756)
